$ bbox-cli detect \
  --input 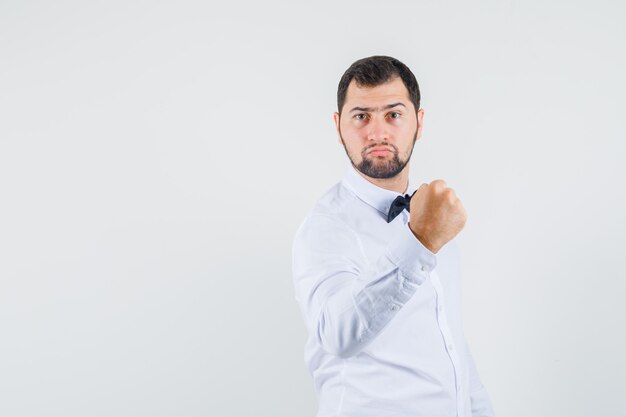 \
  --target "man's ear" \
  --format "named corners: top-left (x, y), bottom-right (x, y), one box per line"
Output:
top-left (333, 112), bottom-right (341, 144)
top-left (416, 108), bottom-right (425, 141)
